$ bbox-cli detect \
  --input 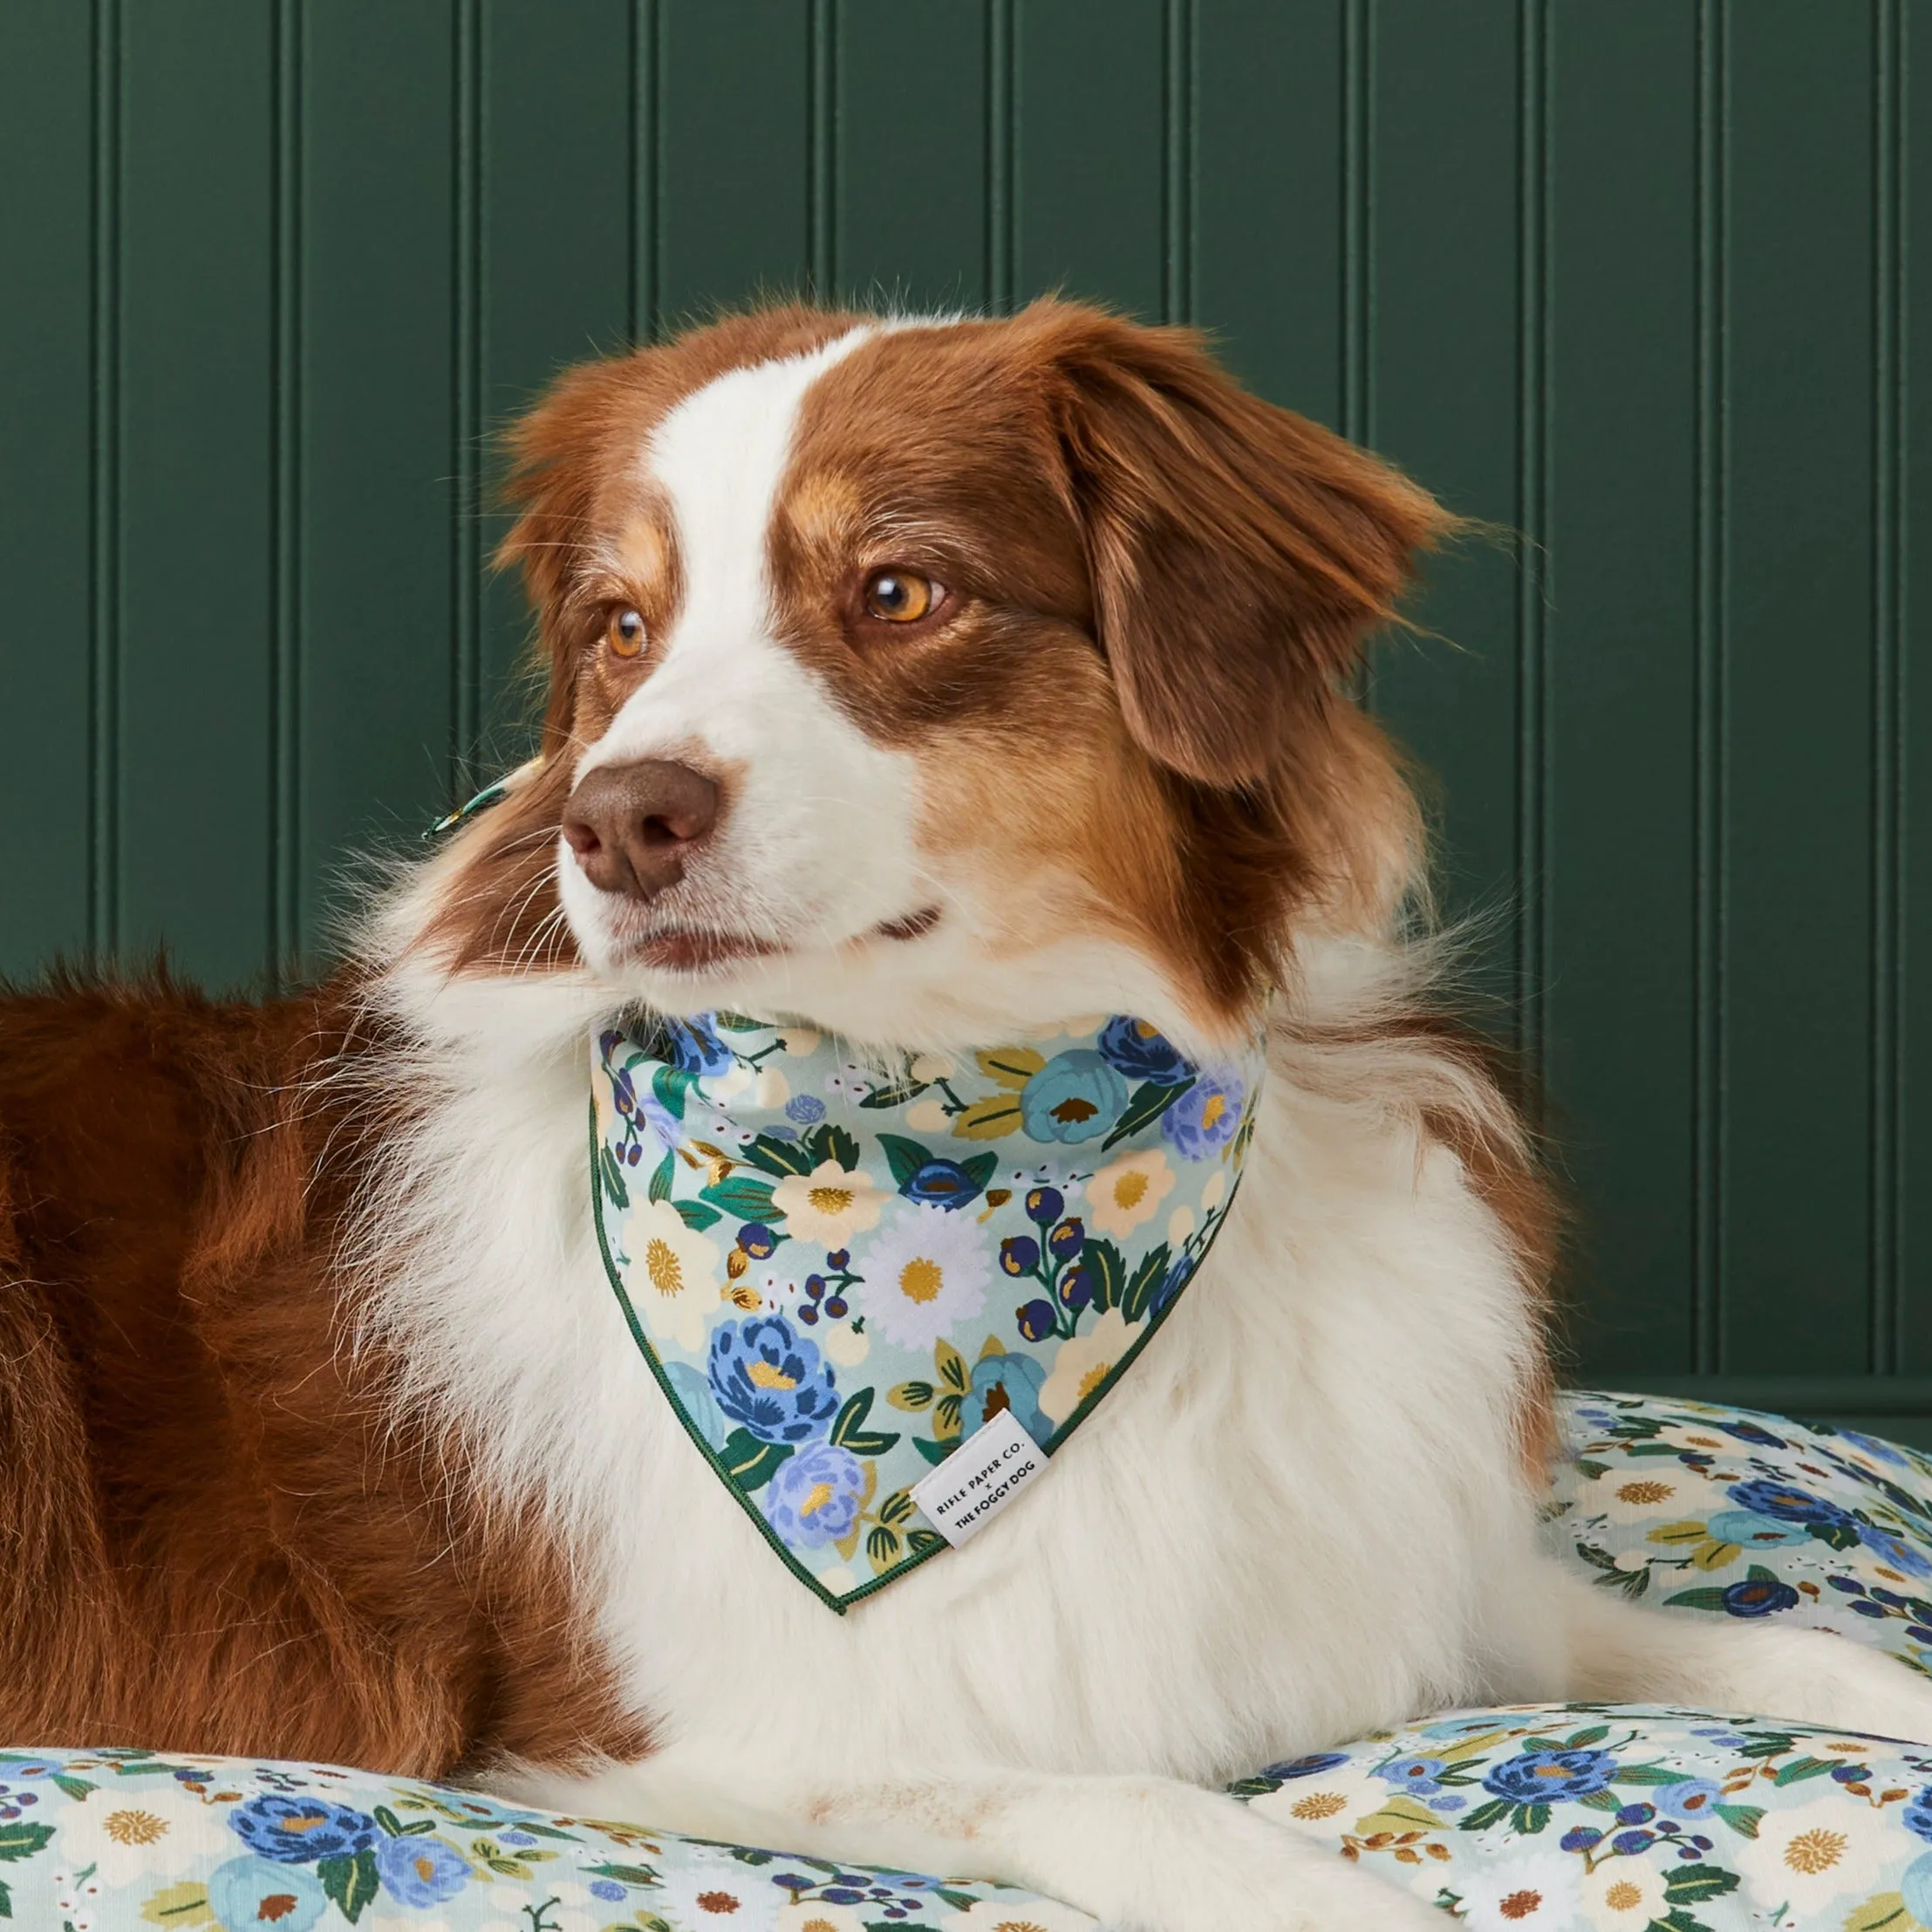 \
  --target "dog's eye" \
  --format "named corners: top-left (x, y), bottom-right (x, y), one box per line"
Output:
top-left (606, 608), bottom-right (646, 659)
top-left (863, 569), bottom-right (943, 625)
